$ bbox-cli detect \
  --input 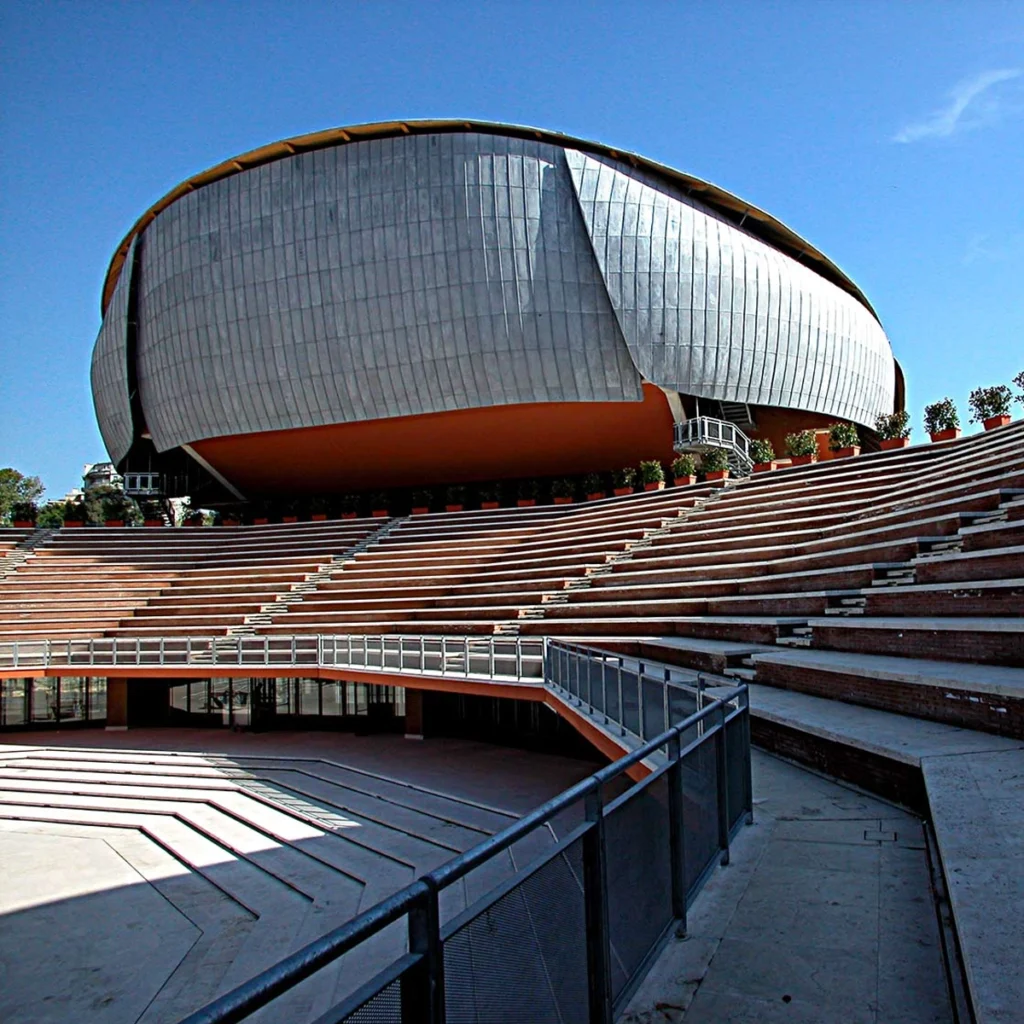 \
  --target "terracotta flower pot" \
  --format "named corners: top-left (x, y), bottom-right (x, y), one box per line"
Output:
top-left (673, 476), bottom-right (696, 487)
top-left (282, 515), bottom-right (298, 523)
top-left (930, 428), bottom-right (960, 442)
top-left (612, 487), bottom-right (633, 496)
top-left (253, 517), bottom-right (269, 525)
top-left (222, 519), bottom-right (240, 527)
top-left (445, 504), bottom-right (464, 512)
top-left (880, 437), bottom-right (909, 450)
top-left (105, 519), bottom-right (125, 527)
top-left (790, 454), bottom-right (817, 466)
top-left (644, 481), bottom-right (665, 491)
top-left (705, 469), bottom-right (730, 482)
top-left (411, 506), bottom-right (430, 515)
top-left (752, 462), bottom-right (777, 474)
top-left (311, 513), bottom-right (327, 521)
top-left (517, 499), bottom-right (536, 507)
top-left (481, 501), bottom-right (500, 510)
top-left (144, 519), bottom-right (163, 527)
top-left (832, 446), bottom-right (860, 459)
top-left (983, 415), bottom-right (1011, 431)
top-left (12, 520), bottom-right (34, 528)
top-left (372, 510), bottom-right (389, 518)
top-left (586, 492), bottom-right (606, 501)
top-left (553, 496), bottom-right (573, 504)
top-left (63, 520), bottom-right (84, 527)
top-left (341, 512), bottom-right (357, 520)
